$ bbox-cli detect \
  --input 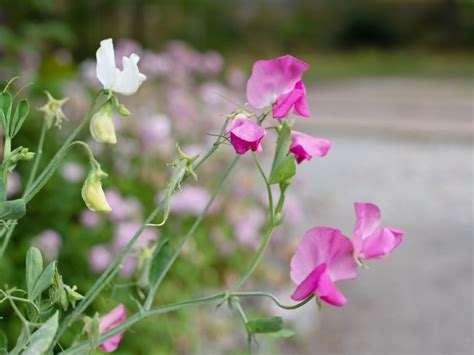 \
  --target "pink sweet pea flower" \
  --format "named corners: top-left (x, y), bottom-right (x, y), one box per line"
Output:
top-left (290, 227), bottom-right (358, 306)
top-left (290, 131), bottom-right (331, 163)
top-left (246, 55), bottom-right (310, 119)
top-left (352, 202), bottom-right (404, 261)
top-left (225, 115), bottom-right (266, 155)
top-left (99, 304), bottom-right (127, 352)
